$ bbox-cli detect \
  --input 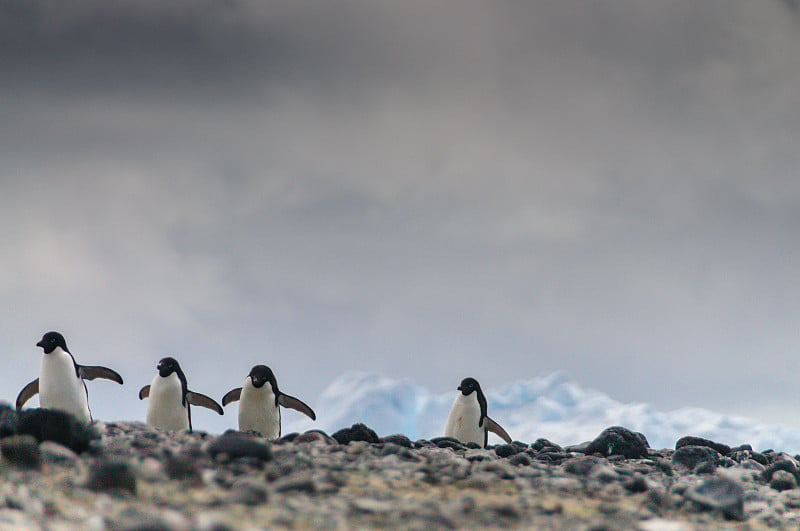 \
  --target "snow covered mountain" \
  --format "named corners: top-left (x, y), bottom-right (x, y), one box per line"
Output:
top-left (284, 371), bottom-right (800, 453)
